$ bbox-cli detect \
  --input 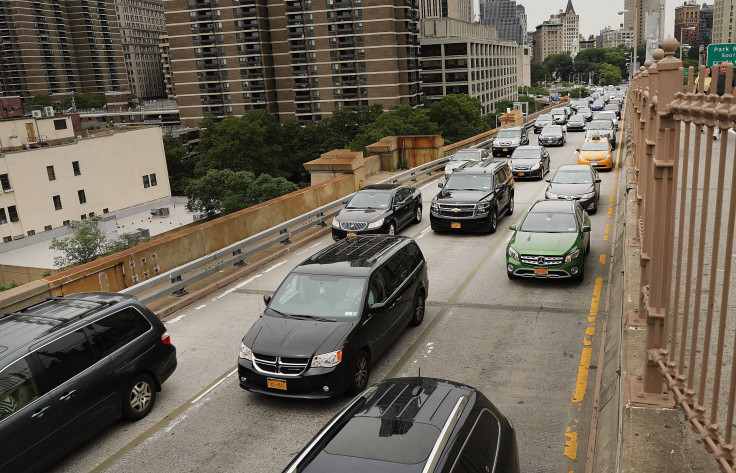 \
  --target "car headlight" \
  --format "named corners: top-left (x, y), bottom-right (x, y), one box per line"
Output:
top-left (606, 154), bottom-right (612, 161)
top-left (565, 247), bottom-right (581, 263)
top-left (366, 218), bottom-right (384, 229)
top-left (508, 246), bottom-right (520, 261)
top-left (531, 163), bottom-right (540, 170)
top-left (581, 191), bottom-right (595, 199)
top-left (311, 350), bottom-right (342, 368)
top-left (331, 217), bottom-right (340, 228)
top-left (510, 140), bottom-right (520, 146)
top-left (546, 191), bottom-right (558, 199)
top-left (239, 343), bottom-right (253, 361)
top-left (431, 201), bottom-right (438, 211)
top-left (476, 201), bottom-right (491, 212)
